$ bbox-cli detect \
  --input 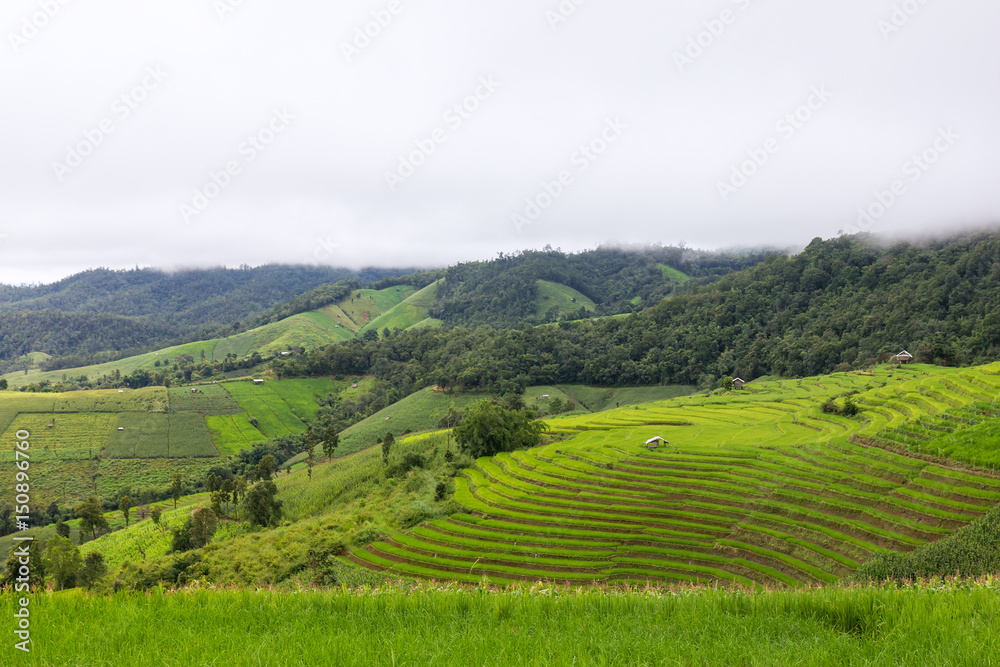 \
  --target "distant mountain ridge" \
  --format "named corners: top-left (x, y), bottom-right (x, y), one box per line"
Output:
top-left (0, 265), bottom-right (416, 372)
